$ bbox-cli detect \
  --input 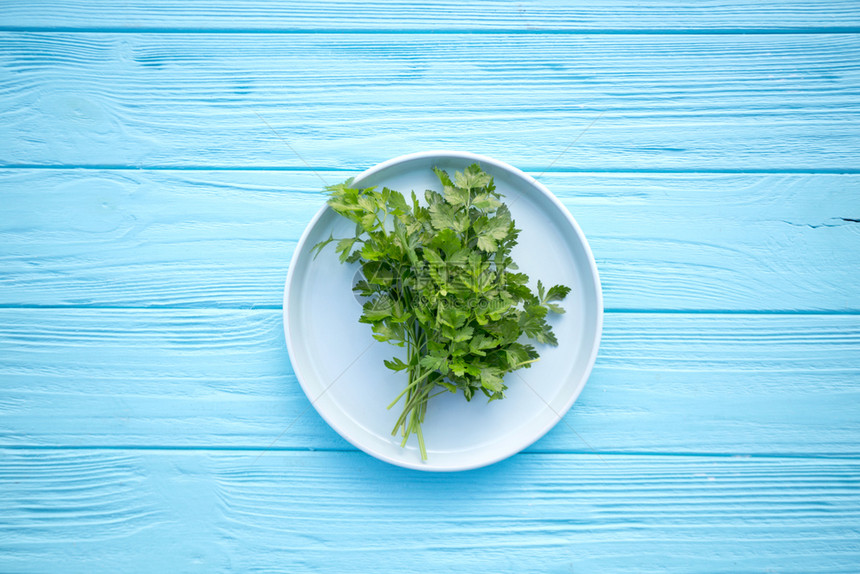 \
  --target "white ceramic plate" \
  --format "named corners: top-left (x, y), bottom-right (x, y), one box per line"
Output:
top-left (284, 151), bottom-right (602, 471)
